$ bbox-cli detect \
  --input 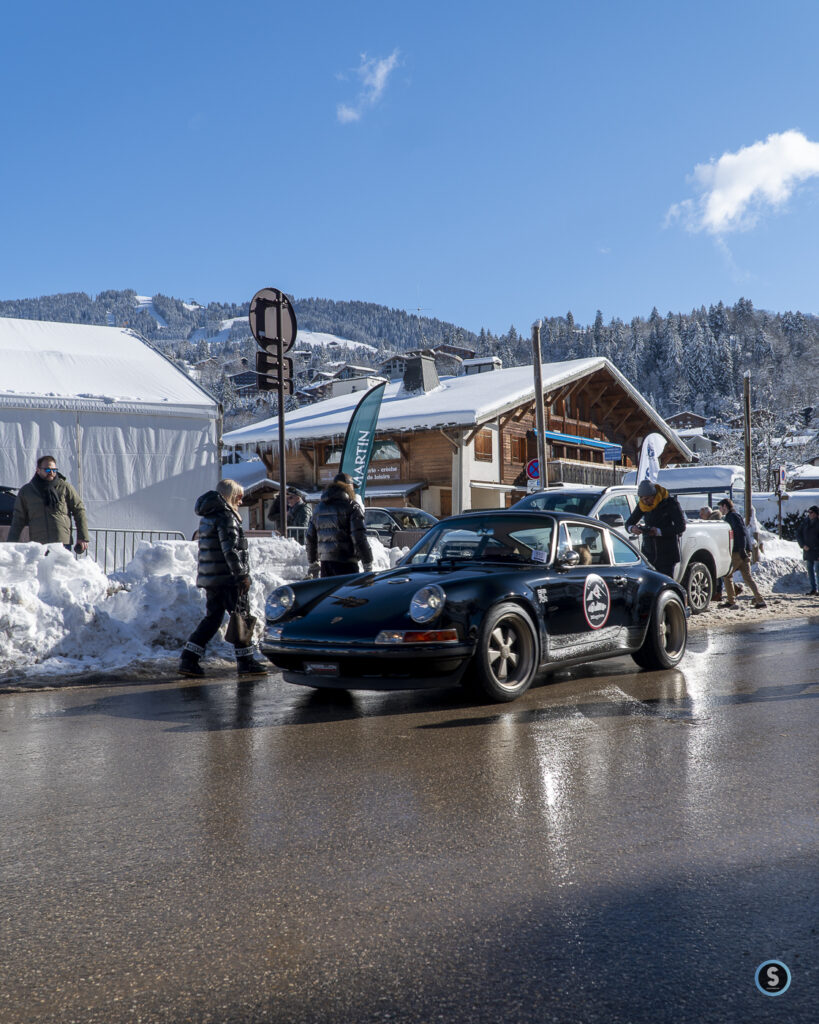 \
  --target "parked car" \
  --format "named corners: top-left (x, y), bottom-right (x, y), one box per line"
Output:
top-left (511, 484), bottom-right (732, 613)
top-left (0, 486), bottom-right (17, 526)
top-left (262, 509), bottom-right (689, 703)
top-left (363, 506), bottom-right (438, 545)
